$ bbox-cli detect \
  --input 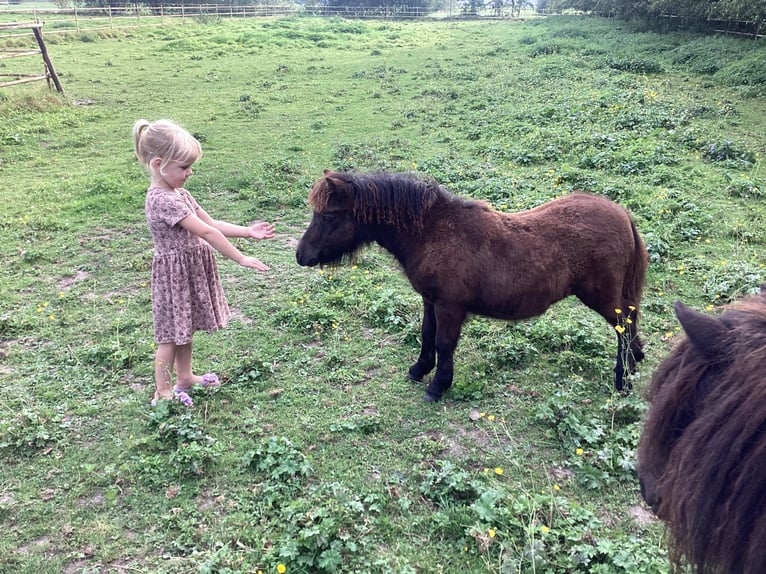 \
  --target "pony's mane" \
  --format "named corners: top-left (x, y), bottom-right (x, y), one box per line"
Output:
top-left (644, 291), bottom-right (766, 572)
top-left (308, 171), bottom-right (484, 231)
